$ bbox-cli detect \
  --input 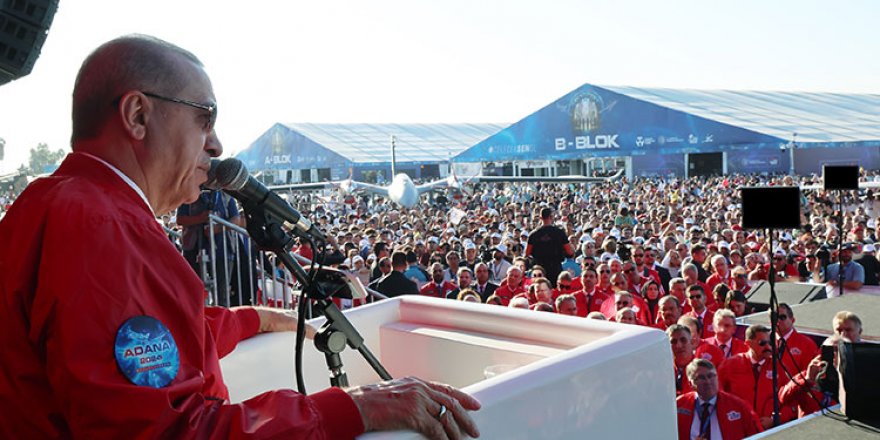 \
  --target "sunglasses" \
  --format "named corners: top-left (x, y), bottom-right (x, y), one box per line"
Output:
top-left (757, 340), bottom-right (771, 347)
top-left (142, 91), bottom-right (217, 131)
top-left (633, 254), bottom-right (644, 258)
top-left (616, 301), bottom-right (630, 307)
top-left (688, 294), bottom-right (702, 300)
top-left (777, 314), bottom-right (789, 320)
top-left (600, 270), bottom-right (611, 274)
